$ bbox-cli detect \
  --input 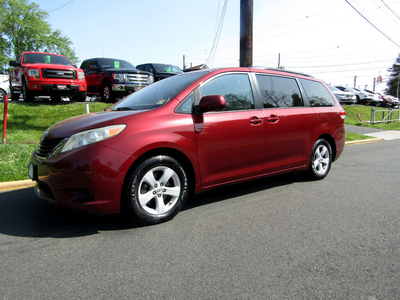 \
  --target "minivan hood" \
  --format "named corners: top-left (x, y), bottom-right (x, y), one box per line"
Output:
top-left (44, 110), bottom-right (142, 139)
